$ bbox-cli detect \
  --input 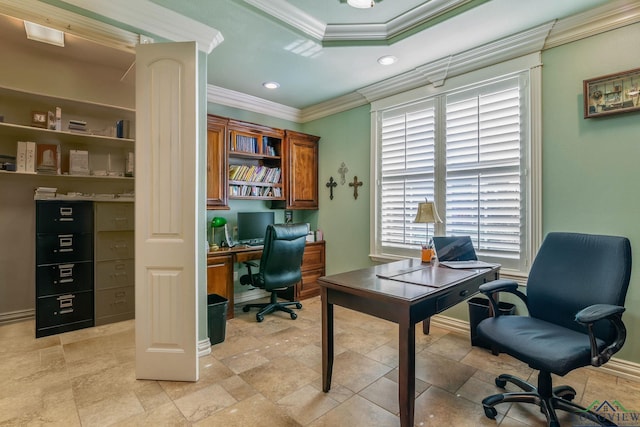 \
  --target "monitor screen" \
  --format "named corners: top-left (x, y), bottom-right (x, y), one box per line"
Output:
top-left (237, 211), bottom-right (275, 245)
